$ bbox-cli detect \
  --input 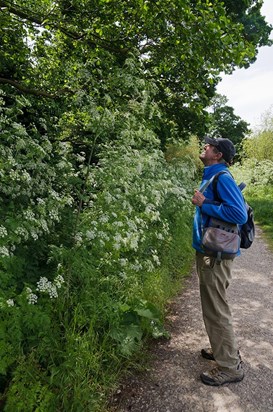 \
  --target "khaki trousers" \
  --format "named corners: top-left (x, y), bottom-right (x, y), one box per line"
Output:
top-left (196, 252), bottom-right (240, 370)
